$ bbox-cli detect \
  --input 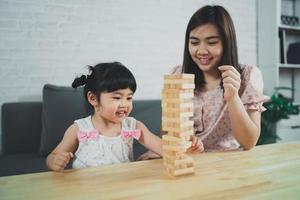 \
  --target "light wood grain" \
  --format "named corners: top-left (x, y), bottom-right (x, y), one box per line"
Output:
top-left (1, 142), bottom-right (300, 199)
